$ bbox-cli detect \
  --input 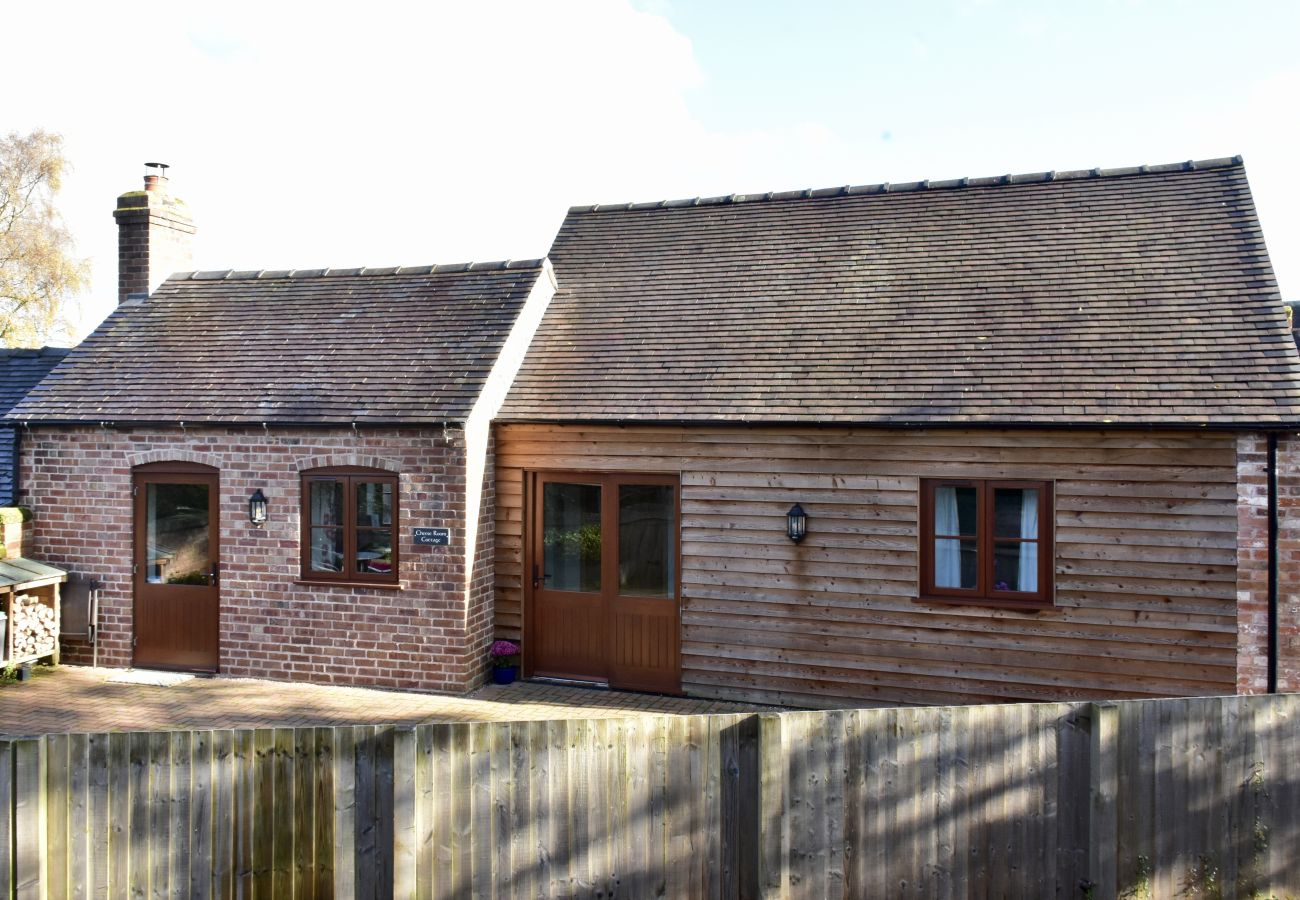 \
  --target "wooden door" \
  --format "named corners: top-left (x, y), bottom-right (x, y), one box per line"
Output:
top-left (527, 472), bottom-right (680, 693)
top-left (133, 464), bottom-right (220, 672)
top-left (529, 476), bottom-right (607, 681)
